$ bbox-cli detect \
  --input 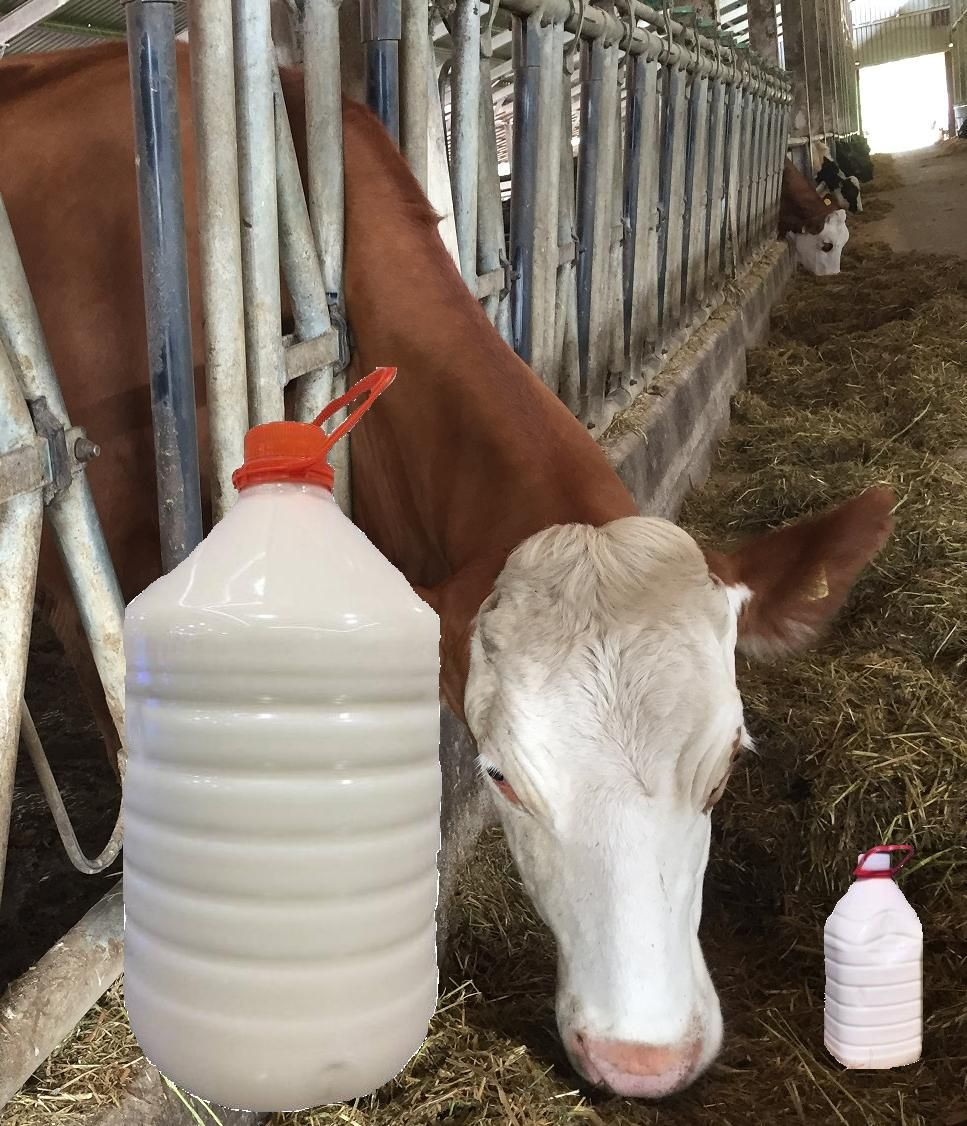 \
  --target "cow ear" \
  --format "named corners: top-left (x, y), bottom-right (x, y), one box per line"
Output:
top-left (703, 487), bottom-right (895, 659)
